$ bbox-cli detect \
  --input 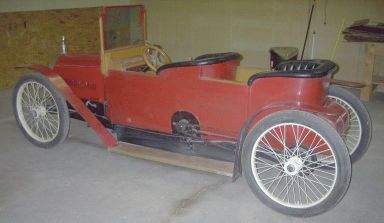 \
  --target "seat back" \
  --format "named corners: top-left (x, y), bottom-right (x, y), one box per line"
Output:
top-left (156, 52), bottom-right (242, 81)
